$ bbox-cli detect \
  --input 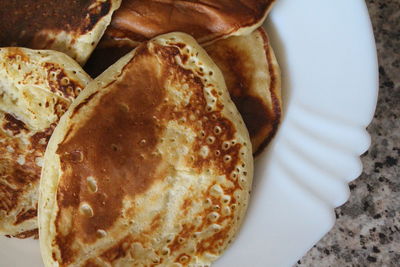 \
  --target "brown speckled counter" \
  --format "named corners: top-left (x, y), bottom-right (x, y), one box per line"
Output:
top-left (295, 1), bottom-right (400, 266)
